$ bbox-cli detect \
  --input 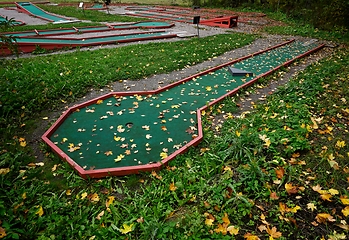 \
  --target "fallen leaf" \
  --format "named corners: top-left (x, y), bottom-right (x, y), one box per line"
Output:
top-left (151, 171), bottom-right (162, 180)
top-left (106, 196), bottom-right (115, 208)
top-left (328, 230), bottom-right (347, 240)
top-left (270, 192), bottom-right (279, 200)
top-left (329, 189), bottom-right (339, 195)
top-left (88, 193), bottom-right (99, 202)
top-left (316, 213), bottom-right (336, 223)
top-left (275, 167), bottom-right (285, 179)
top-left (96, 210), bottom-right (104, 220)
top-left (214, 223), bottom-right (227, 235)
top-left (320, 193), bottom-right (332, 202)
top-left (81, 192), bottom-right (88, 199)
top-left (227, 225), bottom-right (239, 235)
top-left (222, 212), bottom-right (230, 225)
top-left (0, 168), bottom-right (10, 175)
top-left (35, 205), bottom-right (44, 217)
top-left (342, 206), bottom-right (349, 217)
top-left (205, 218), bottom-right (214, 226)
top-left (340, 196), bottom-right (349, 205)
top-left (169, 182), bottom-right (177, 191)
top-left (266, 226), bottom-right (282, 239)
top-left (258, 224), bottom-right (267, 232)
top-left (114, 154), bottom-right (125, 162)
top-left (104, 151), bottom-right (113, 156)
top-left (285, 183), bottom-right (298, 195)
top-left (160, 152), bottom-right (168, 160)
top-left (244, 233), bottom-right (260, 240)
top-left (0, 227), bottom-right (7, 238)
top-left (307, 203), bottom-right (317, 211)
top-left (119, 223), bottom-right (133, 234)
top-left (146, 134), bottom-right (152, 139)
